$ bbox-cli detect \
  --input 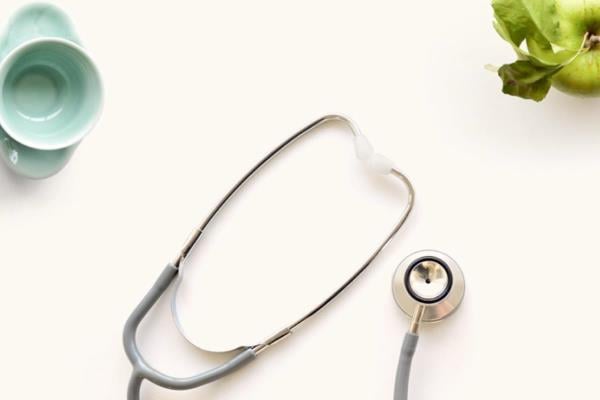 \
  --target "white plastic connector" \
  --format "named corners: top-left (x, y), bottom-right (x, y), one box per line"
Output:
top-left (353, 134), bottom-right (374, 160)
top-left (367, 153), bottom-right (394, 175)
top-left (353, 133), bottom-right (394, 174)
